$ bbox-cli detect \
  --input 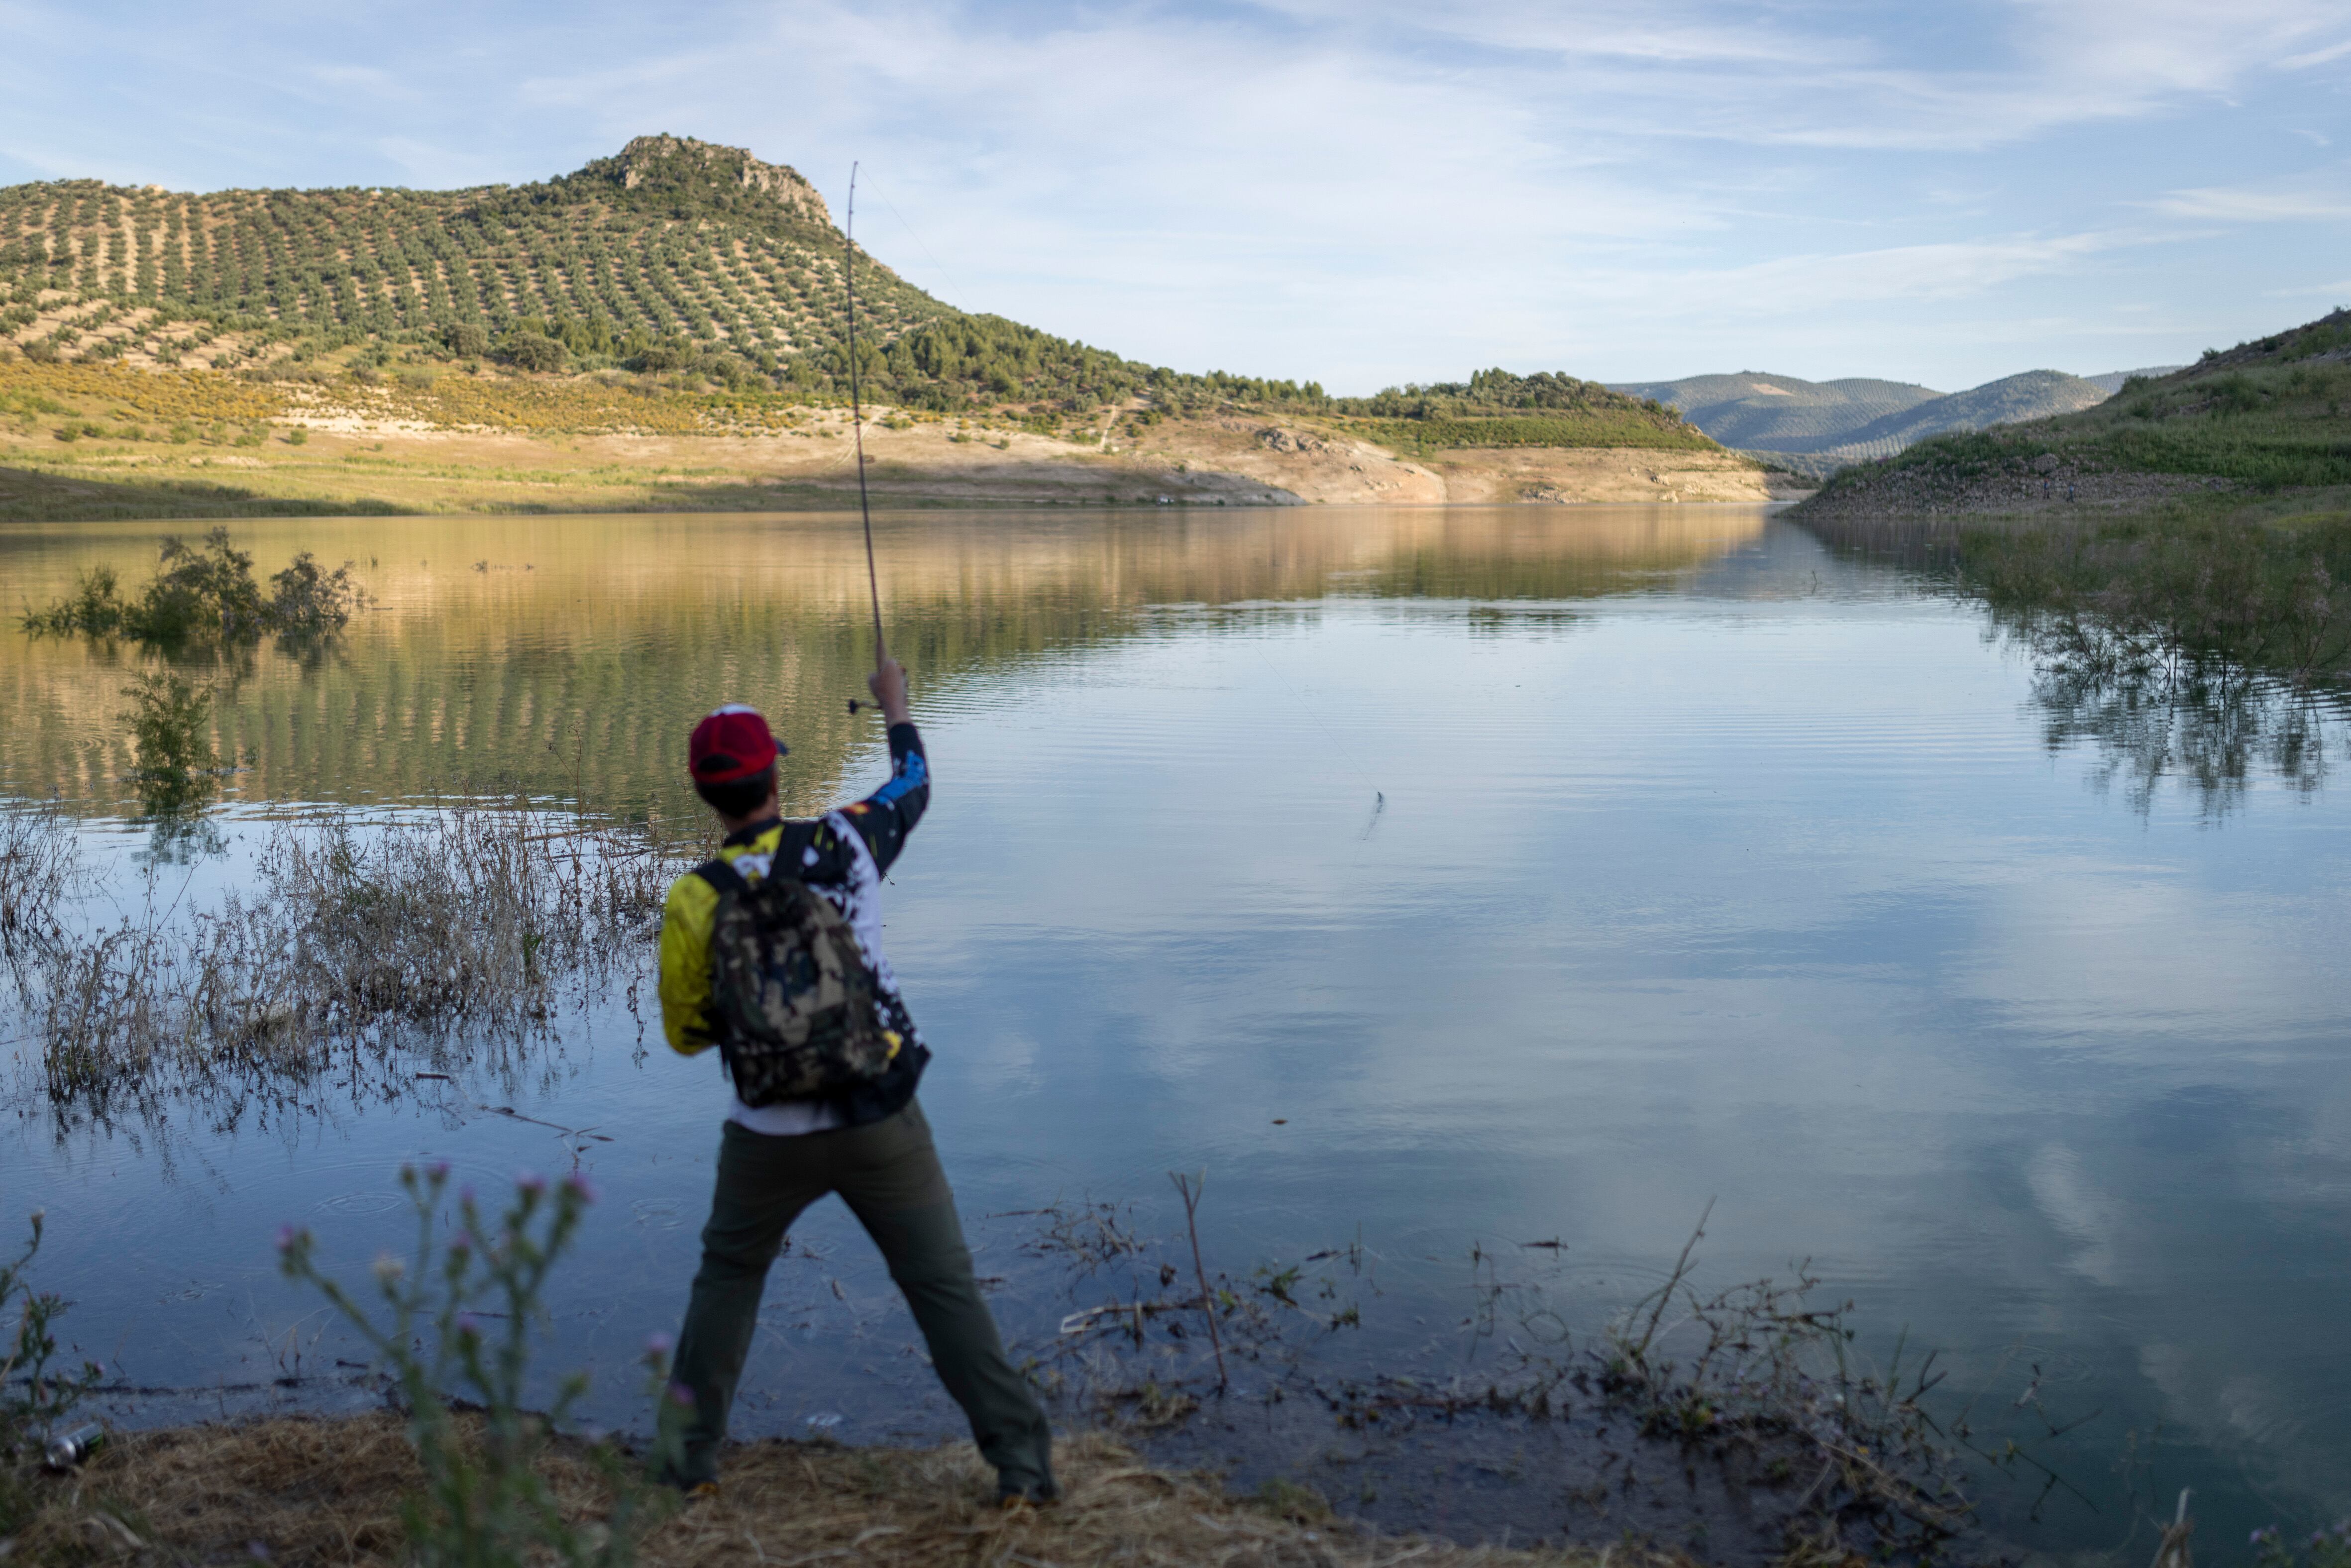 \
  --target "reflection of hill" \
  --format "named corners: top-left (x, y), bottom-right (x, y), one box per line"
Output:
top-left (0, 507), bottom-right (1762, 814)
